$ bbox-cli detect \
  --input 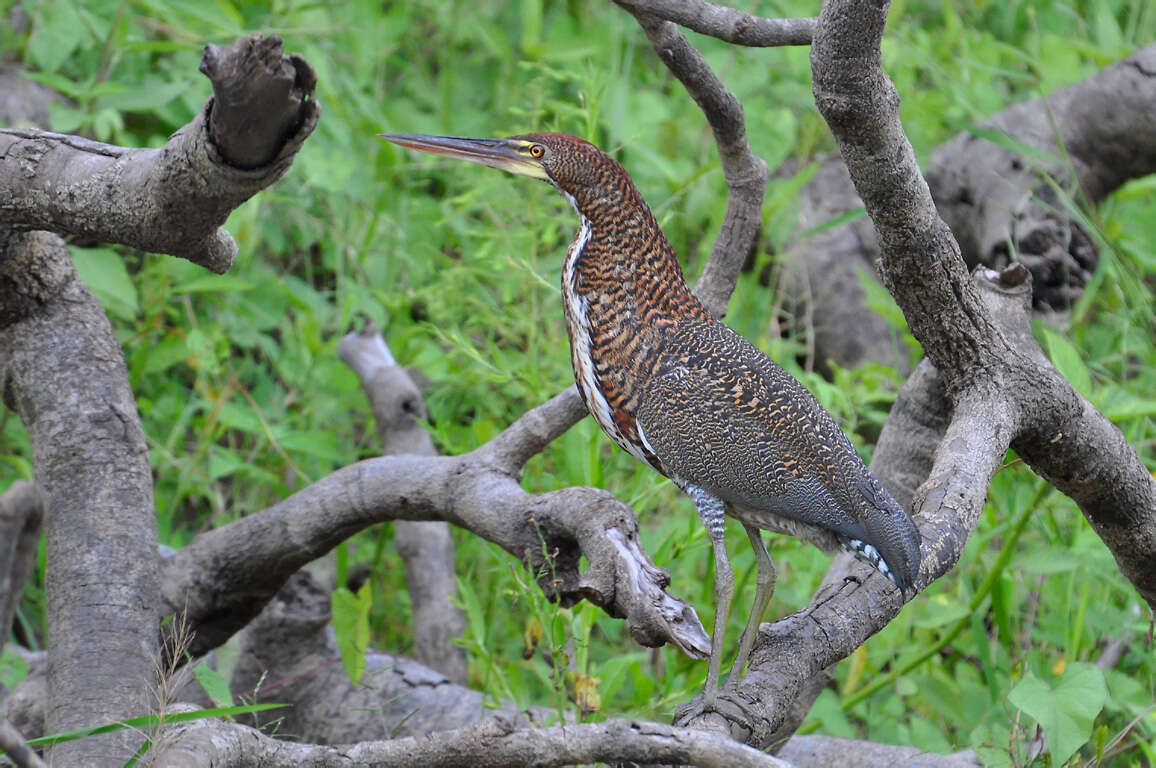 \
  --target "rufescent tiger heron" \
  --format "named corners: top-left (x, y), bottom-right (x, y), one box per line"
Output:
top-left (381, 131), bottom-right (923, 710)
